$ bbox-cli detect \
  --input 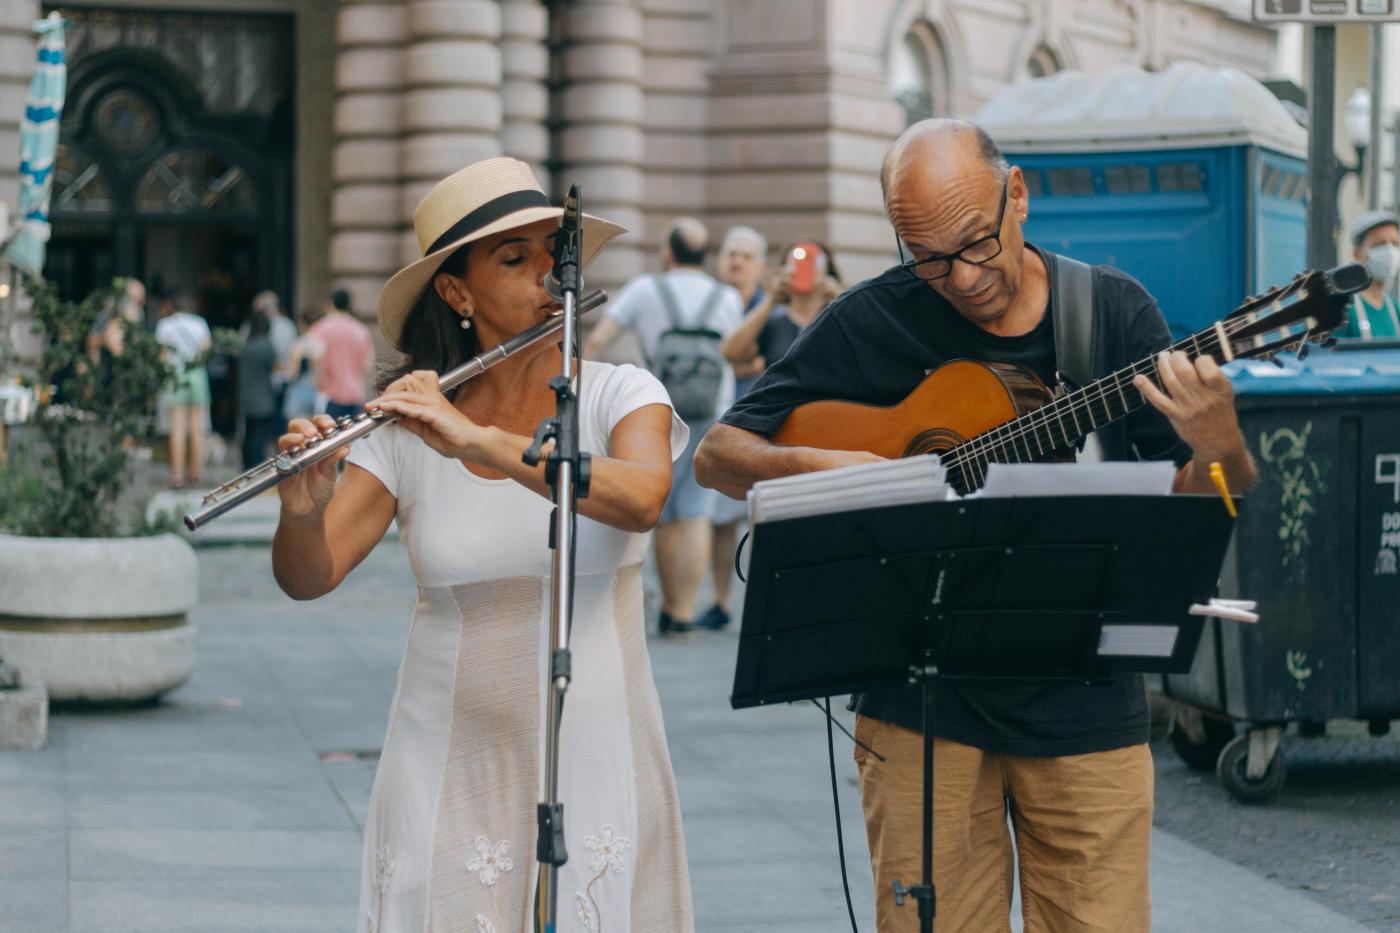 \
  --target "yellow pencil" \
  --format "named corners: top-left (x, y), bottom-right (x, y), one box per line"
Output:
top-left (1209, 462), bottom-right (1238, 518)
